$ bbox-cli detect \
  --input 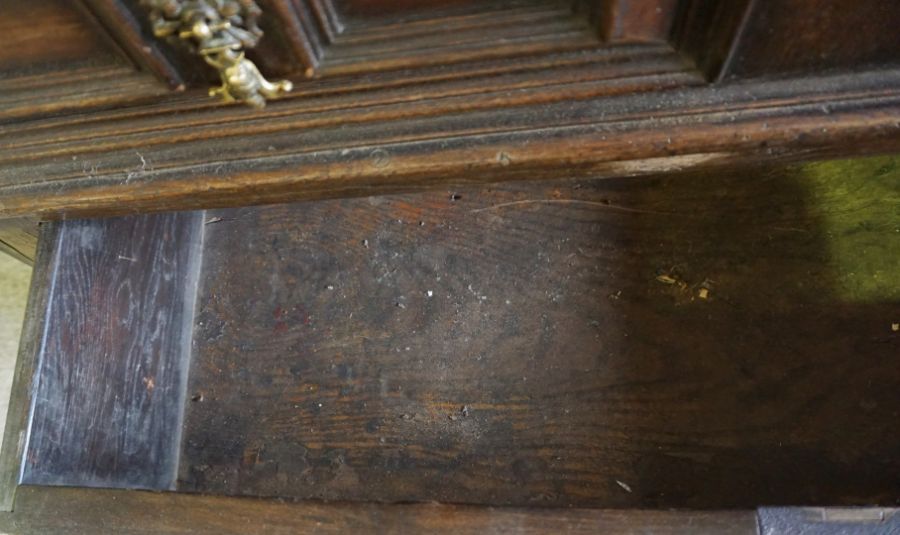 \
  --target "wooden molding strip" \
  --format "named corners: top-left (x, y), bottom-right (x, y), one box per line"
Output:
top-left (0, 486), bottom-right (759, 534)
top-left (0, 223), bottom-right (59, 511)
top-left (1, 67), bottom-right (900, 220)
top-left (0, 486), bottom-right (895, 534)
top-left (77, 0), bottom-right (190, 89)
